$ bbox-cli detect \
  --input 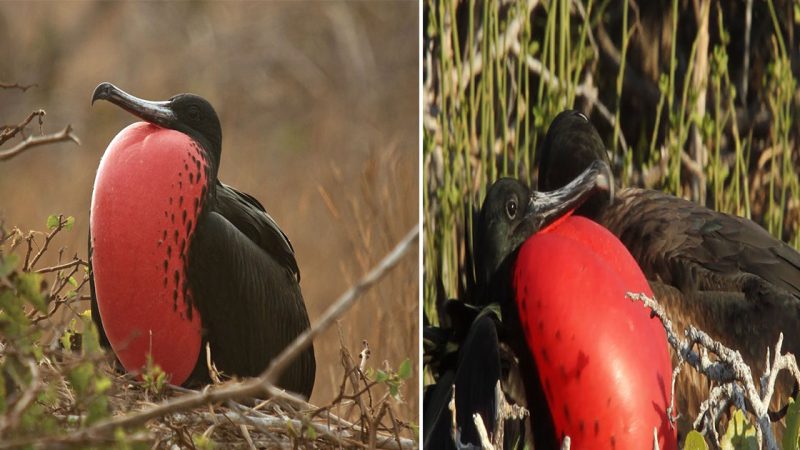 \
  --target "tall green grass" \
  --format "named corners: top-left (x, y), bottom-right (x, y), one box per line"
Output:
top-left (424, 0), bottom-right (800, 325)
